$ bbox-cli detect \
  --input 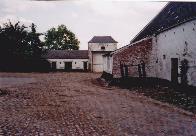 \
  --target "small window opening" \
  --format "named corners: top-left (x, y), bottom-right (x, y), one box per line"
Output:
top-left (75, 62), bottom-right (77, 64)
top-left (101, 46), bottom-right (105, 50)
